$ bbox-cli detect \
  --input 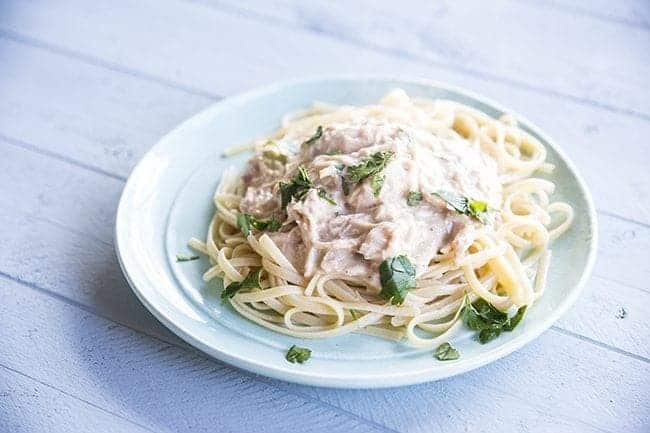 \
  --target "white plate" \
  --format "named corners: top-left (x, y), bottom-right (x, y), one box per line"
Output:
top-left (115, 77), bottom-right (597, 388)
